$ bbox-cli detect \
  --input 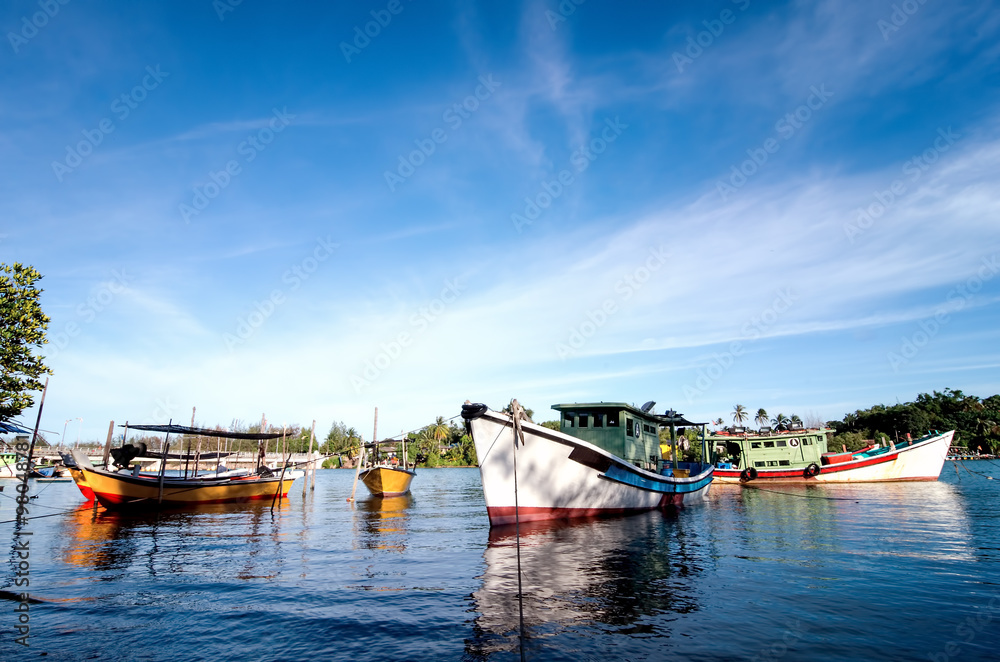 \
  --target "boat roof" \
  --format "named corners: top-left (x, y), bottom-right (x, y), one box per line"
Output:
top-left (709, 427), bottom-right (832, 438)
top-left (551, 402), bottom-right (705, 426)
top-left (121, 423), bottom-right (288, 440)
top-left (0, 421), bottom-right (32, 434)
